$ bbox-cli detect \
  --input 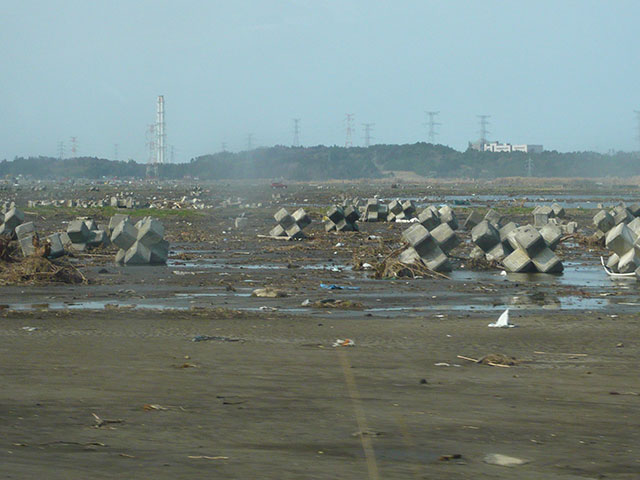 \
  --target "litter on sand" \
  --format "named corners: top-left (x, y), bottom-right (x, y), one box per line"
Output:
top-left (332, 338), bottom-right (355, 347)
top-left (320, 283), bottom-right (360, 290)
top-left (488, 308), bottom-right (516, 328)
